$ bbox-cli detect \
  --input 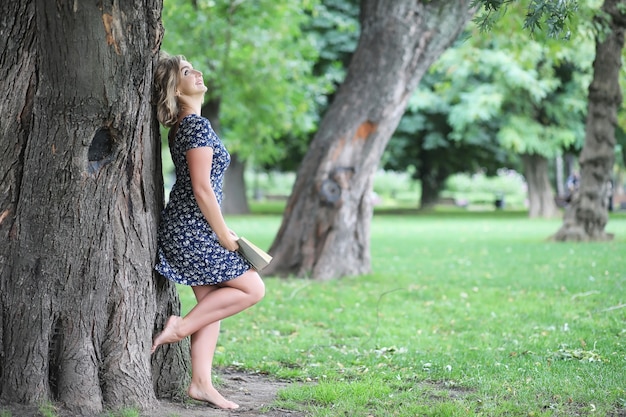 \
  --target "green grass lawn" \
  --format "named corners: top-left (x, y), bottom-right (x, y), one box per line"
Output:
top-left (177, 212), bottom-right (626, 416)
